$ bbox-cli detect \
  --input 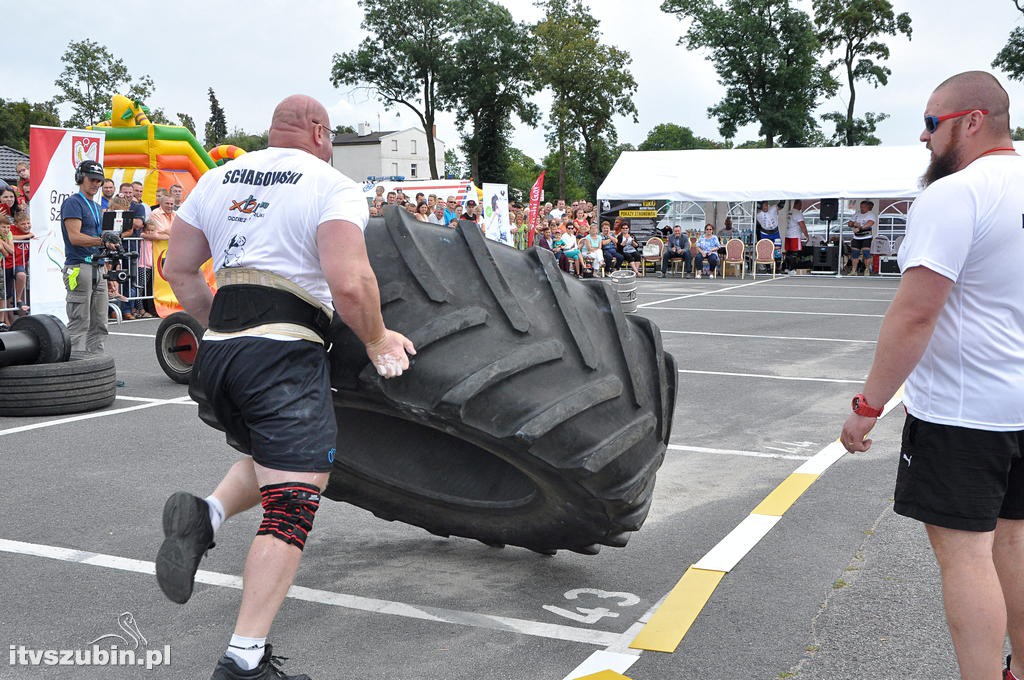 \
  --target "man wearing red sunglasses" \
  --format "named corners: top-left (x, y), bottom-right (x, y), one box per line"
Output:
top-left (840, 70), bottom-right (1023, 680)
